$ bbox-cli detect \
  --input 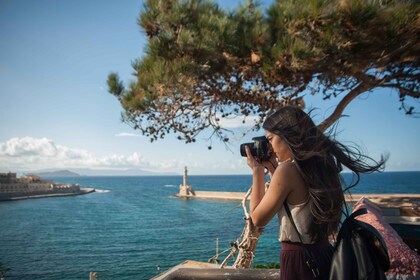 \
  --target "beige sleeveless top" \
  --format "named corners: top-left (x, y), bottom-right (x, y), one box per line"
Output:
top-left (278, 199), bottom-right (313, 244)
